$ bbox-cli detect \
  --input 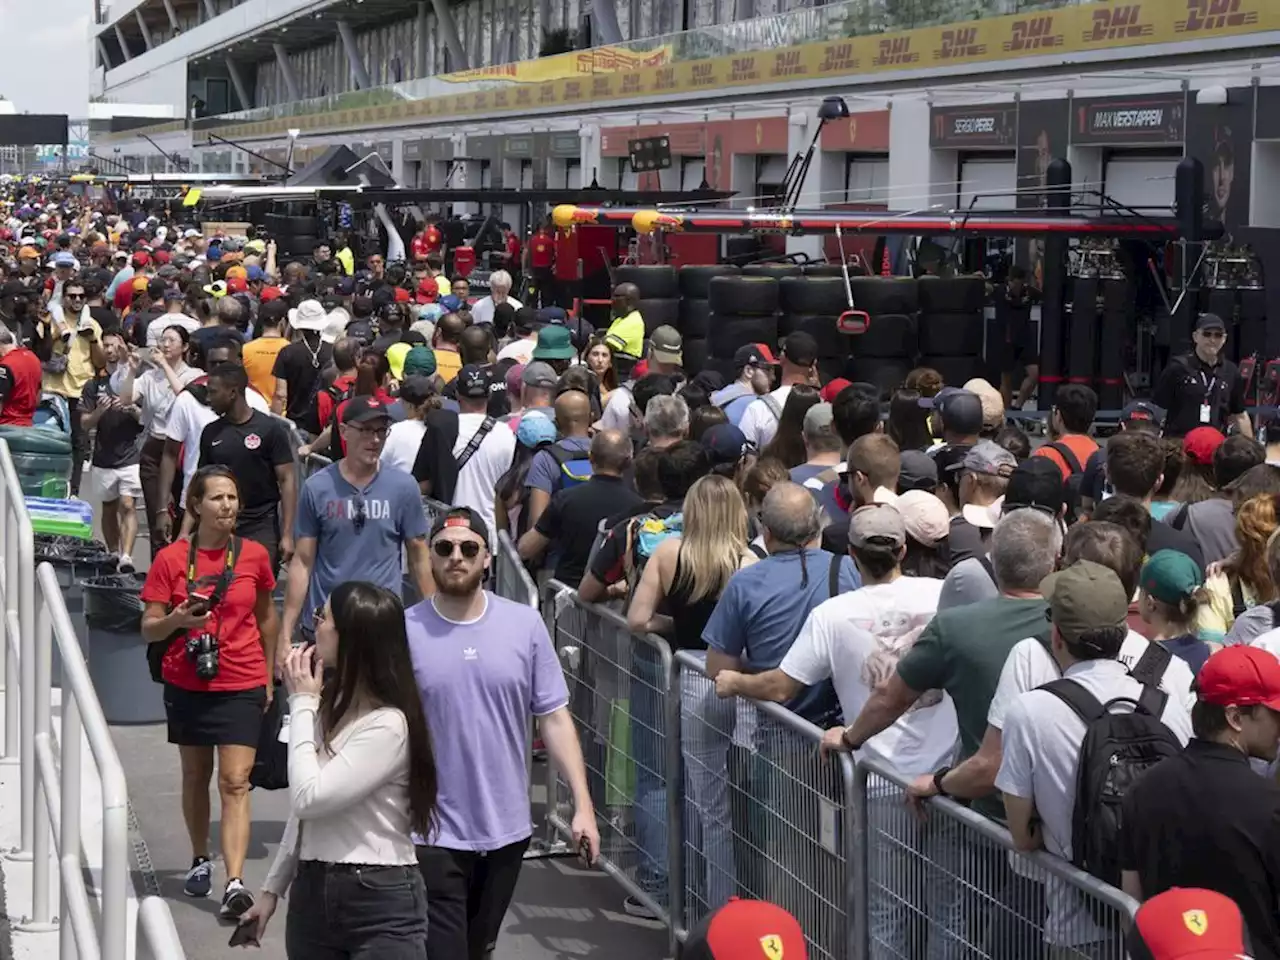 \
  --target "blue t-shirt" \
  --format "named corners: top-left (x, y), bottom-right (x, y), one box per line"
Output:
top-left (525, 435), bottom-right (591, 495)
top-left (703, 548), bottom-right (860, 724)
top-left (295, 463), bottom-right (428, 621)
top-left (709, 384), bottom-right (755, 427)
